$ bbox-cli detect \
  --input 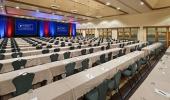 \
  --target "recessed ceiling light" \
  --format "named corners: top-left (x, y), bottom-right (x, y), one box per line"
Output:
top-left (16, 6), bottom-right (20, 9)
top-left (0, 5), bottom-right (3, 8)
top-left (51, 5), bottom-right (60, 9)
top-left (71, 10), bottom-right (78, 13)
top-left (117, 7), bottom-right (120, 10)
top-left (140, 1), bottom-right (144, 5)
top-left (106, 2), bottom-right (110, 6)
